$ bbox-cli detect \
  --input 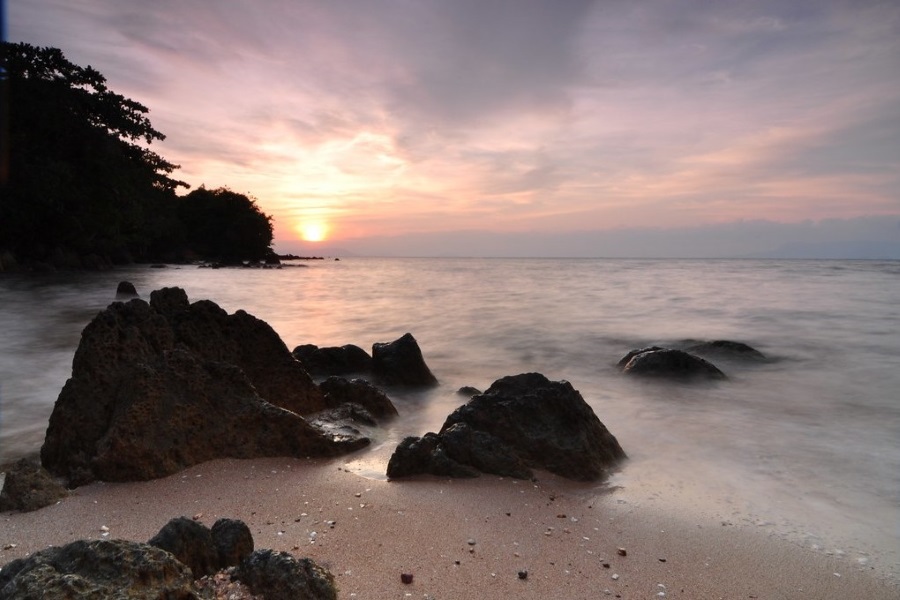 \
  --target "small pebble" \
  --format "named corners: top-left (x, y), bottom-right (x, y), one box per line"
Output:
top-left (617, 547), bottom-right (627, 556)
top-left (658, 558), bottom-right (667, 562)
top-left (467, 538), bottom-right (476, 545)
top-left (401, 573), bottom-right (414, 584)
top-left (518, 570), bottom-right (528, 580)
top-left (602, 562), bottom-right (610, 568)
top-left (611, 573), bottom-right (620, 580)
